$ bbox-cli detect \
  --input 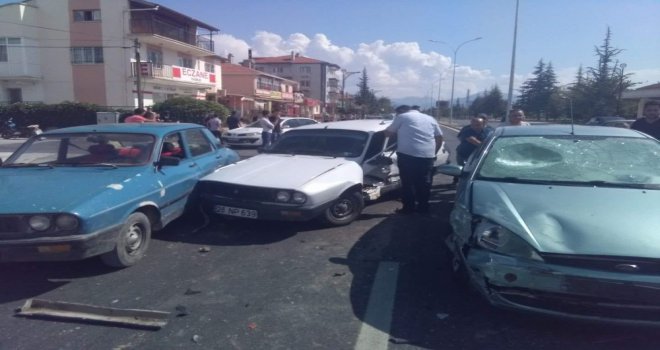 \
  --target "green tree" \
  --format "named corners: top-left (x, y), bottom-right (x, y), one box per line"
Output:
top-left (517, 59), bottom-right (561, 119)
top-left (354, 68), bottom-right (377, 115)
top-left (152, 97), bottom-right (229, 124)
top-left (469, 85), bottom-right (506, 118)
